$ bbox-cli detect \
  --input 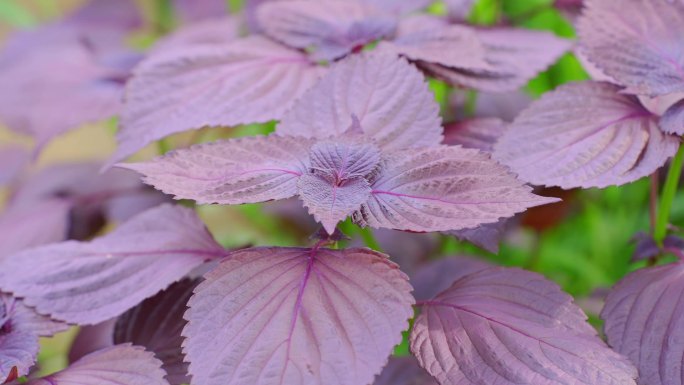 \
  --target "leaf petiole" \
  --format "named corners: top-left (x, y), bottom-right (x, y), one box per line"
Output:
top-left (655, 145), bottom-right (684, 244)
